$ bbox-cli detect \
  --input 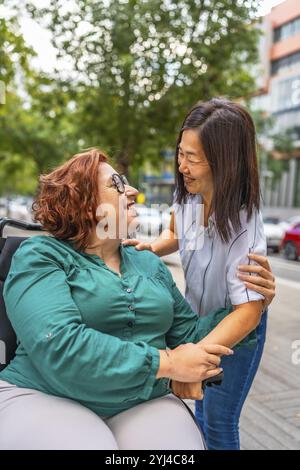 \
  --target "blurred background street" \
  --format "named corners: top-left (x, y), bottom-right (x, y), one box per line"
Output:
top-left (1, 0), bottom-right (300, 451)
